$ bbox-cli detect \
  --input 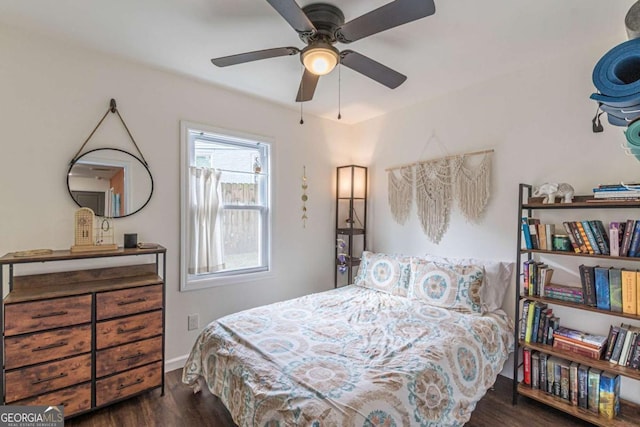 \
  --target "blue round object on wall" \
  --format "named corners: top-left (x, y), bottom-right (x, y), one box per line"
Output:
top-left (593, 37), bottom-right (640, 98)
